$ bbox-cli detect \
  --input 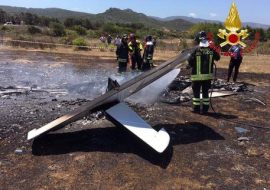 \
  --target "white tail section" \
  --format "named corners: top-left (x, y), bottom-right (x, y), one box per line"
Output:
top-left (106, 103), bottom-right (170, 153)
